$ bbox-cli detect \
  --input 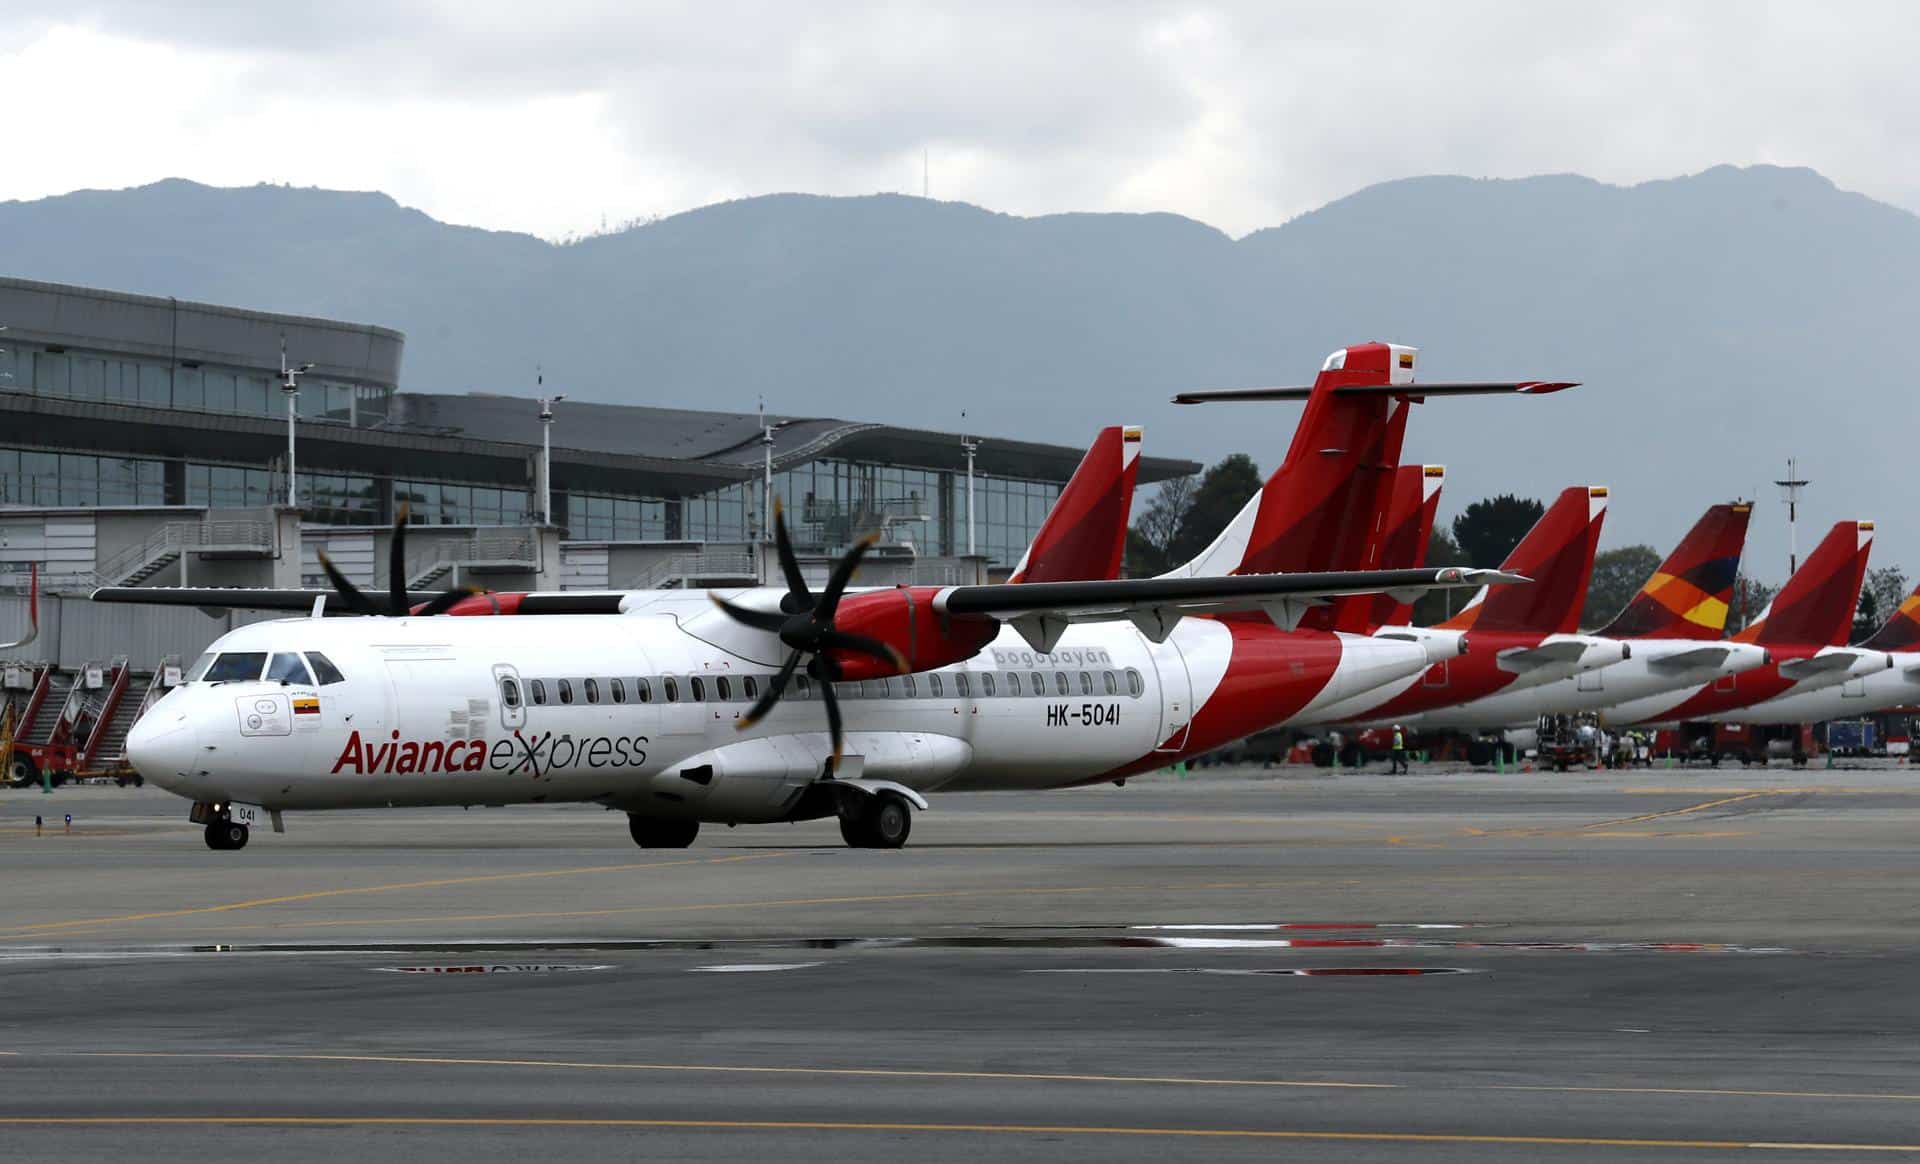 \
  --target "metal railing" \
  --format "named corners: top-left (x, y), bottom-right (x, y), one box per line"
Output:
top-left (90, 519), bottom-right (276, 588)
top-left (403, 526), bottom-right (540, 587)
top-left (631, 548), bottom-right (759, 590)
